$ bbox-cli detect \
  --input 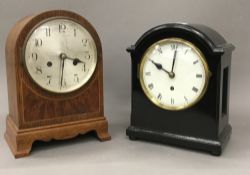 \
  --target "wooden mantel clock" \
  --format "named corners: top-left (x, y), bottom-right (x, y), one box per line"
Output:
top-left (126, 23), bottom-right (234, 155)
top-left (5, 10), bottom-right (111, 158)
